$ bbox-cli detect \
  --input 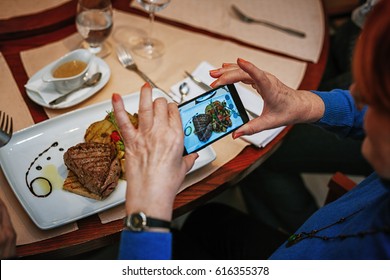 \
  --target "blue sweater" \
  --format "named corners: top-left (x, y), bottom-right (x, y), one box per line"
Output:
top-left (118, 90), bottom-right (390, 260)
